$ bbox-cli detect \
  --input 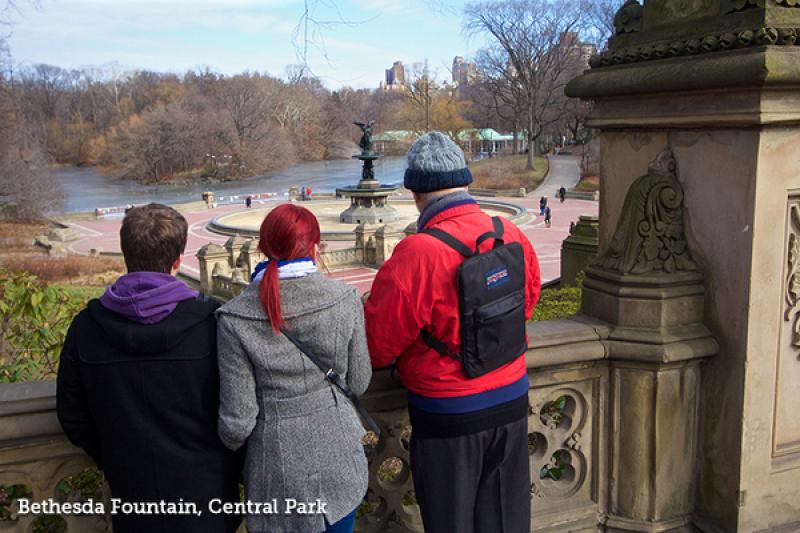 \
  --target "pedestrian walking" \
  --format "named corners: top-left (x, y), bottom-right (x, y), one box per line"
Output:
top-left (540, 196), bottom-right (547, 216)
top-left (545, 205), bottom-right (552, 227)
top-left (559, 186), bottom-right (566, 203)
top-left (246, 195), bottom-right (253, 208)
